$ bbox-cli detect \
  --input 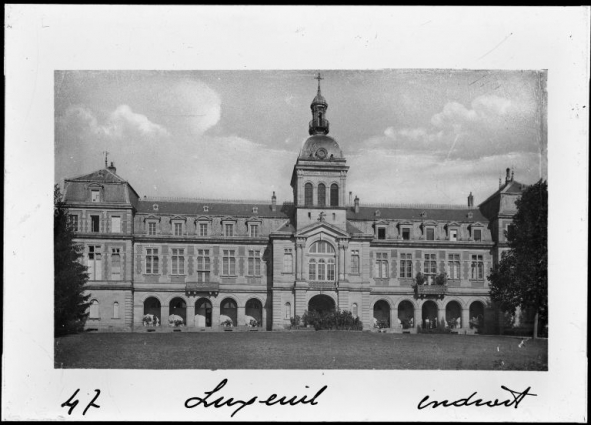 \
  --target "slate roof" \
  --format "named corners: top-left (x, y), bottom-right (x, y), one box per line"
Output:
top-left (68, 169), bottom-right (126, 183)
top-left (346, 221), bottom-right (365, 235)
top-left (479, 180), bottom-right (526, 207)
top-left (347, 206), bottom-right (487, 223)
top-left (137, 200), bottom-right (293, 218)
